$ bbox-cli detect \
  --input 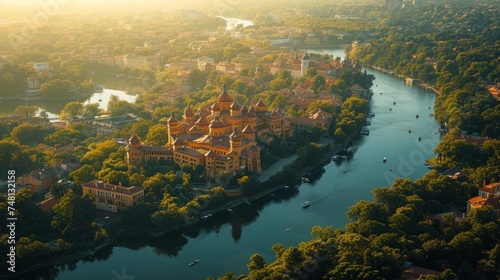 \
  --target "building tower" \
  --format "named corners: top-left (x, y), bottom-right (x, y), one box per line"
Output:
top-left (242, 125), bottom-right (255, 141)
top-left (209, 115), bottom-right (225, 137)
top-left (167, 113), bottom-right (180, 145)
top-left (126, 134), bottom-right (142, 166)
top-left (229, 127), bottom-right (242, 154)
top-left (230, 101), bottom-right (240, 117)
top-left (217, 85), bottom-right (234, 111)
top-left (301, 51), bottom-right (310, 77)
top-left (183, 105), bottom-right (195, 123)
